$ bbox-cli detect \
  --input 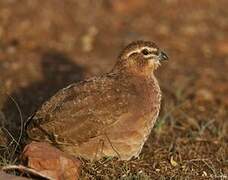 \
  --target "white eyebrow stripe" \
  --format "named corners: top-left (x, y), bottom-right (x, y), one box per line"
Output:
top-left (126, 49), bottom-right (141, 58)
top-left (139, 47), bottom-right (158, 52)
top-left (126, 47), bottom-right (158, 58)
